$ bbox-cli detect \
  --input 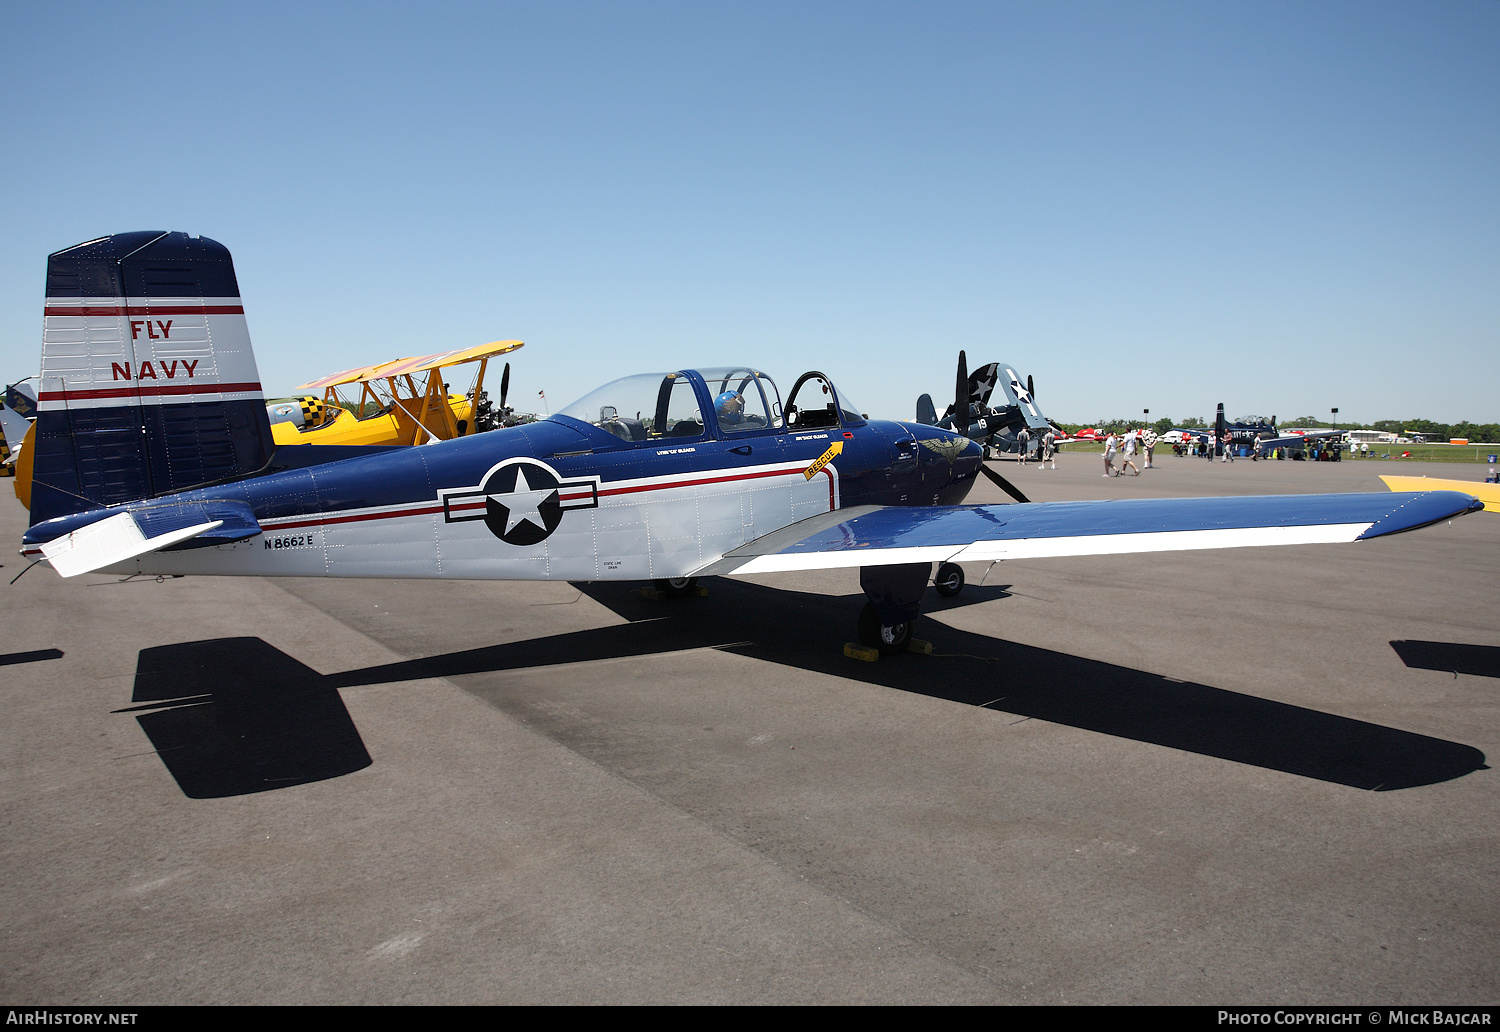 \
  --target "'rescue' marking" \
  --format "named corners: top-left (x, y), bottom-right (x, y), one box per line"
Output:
top-left (804, 441), bottom-right (843, 480)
